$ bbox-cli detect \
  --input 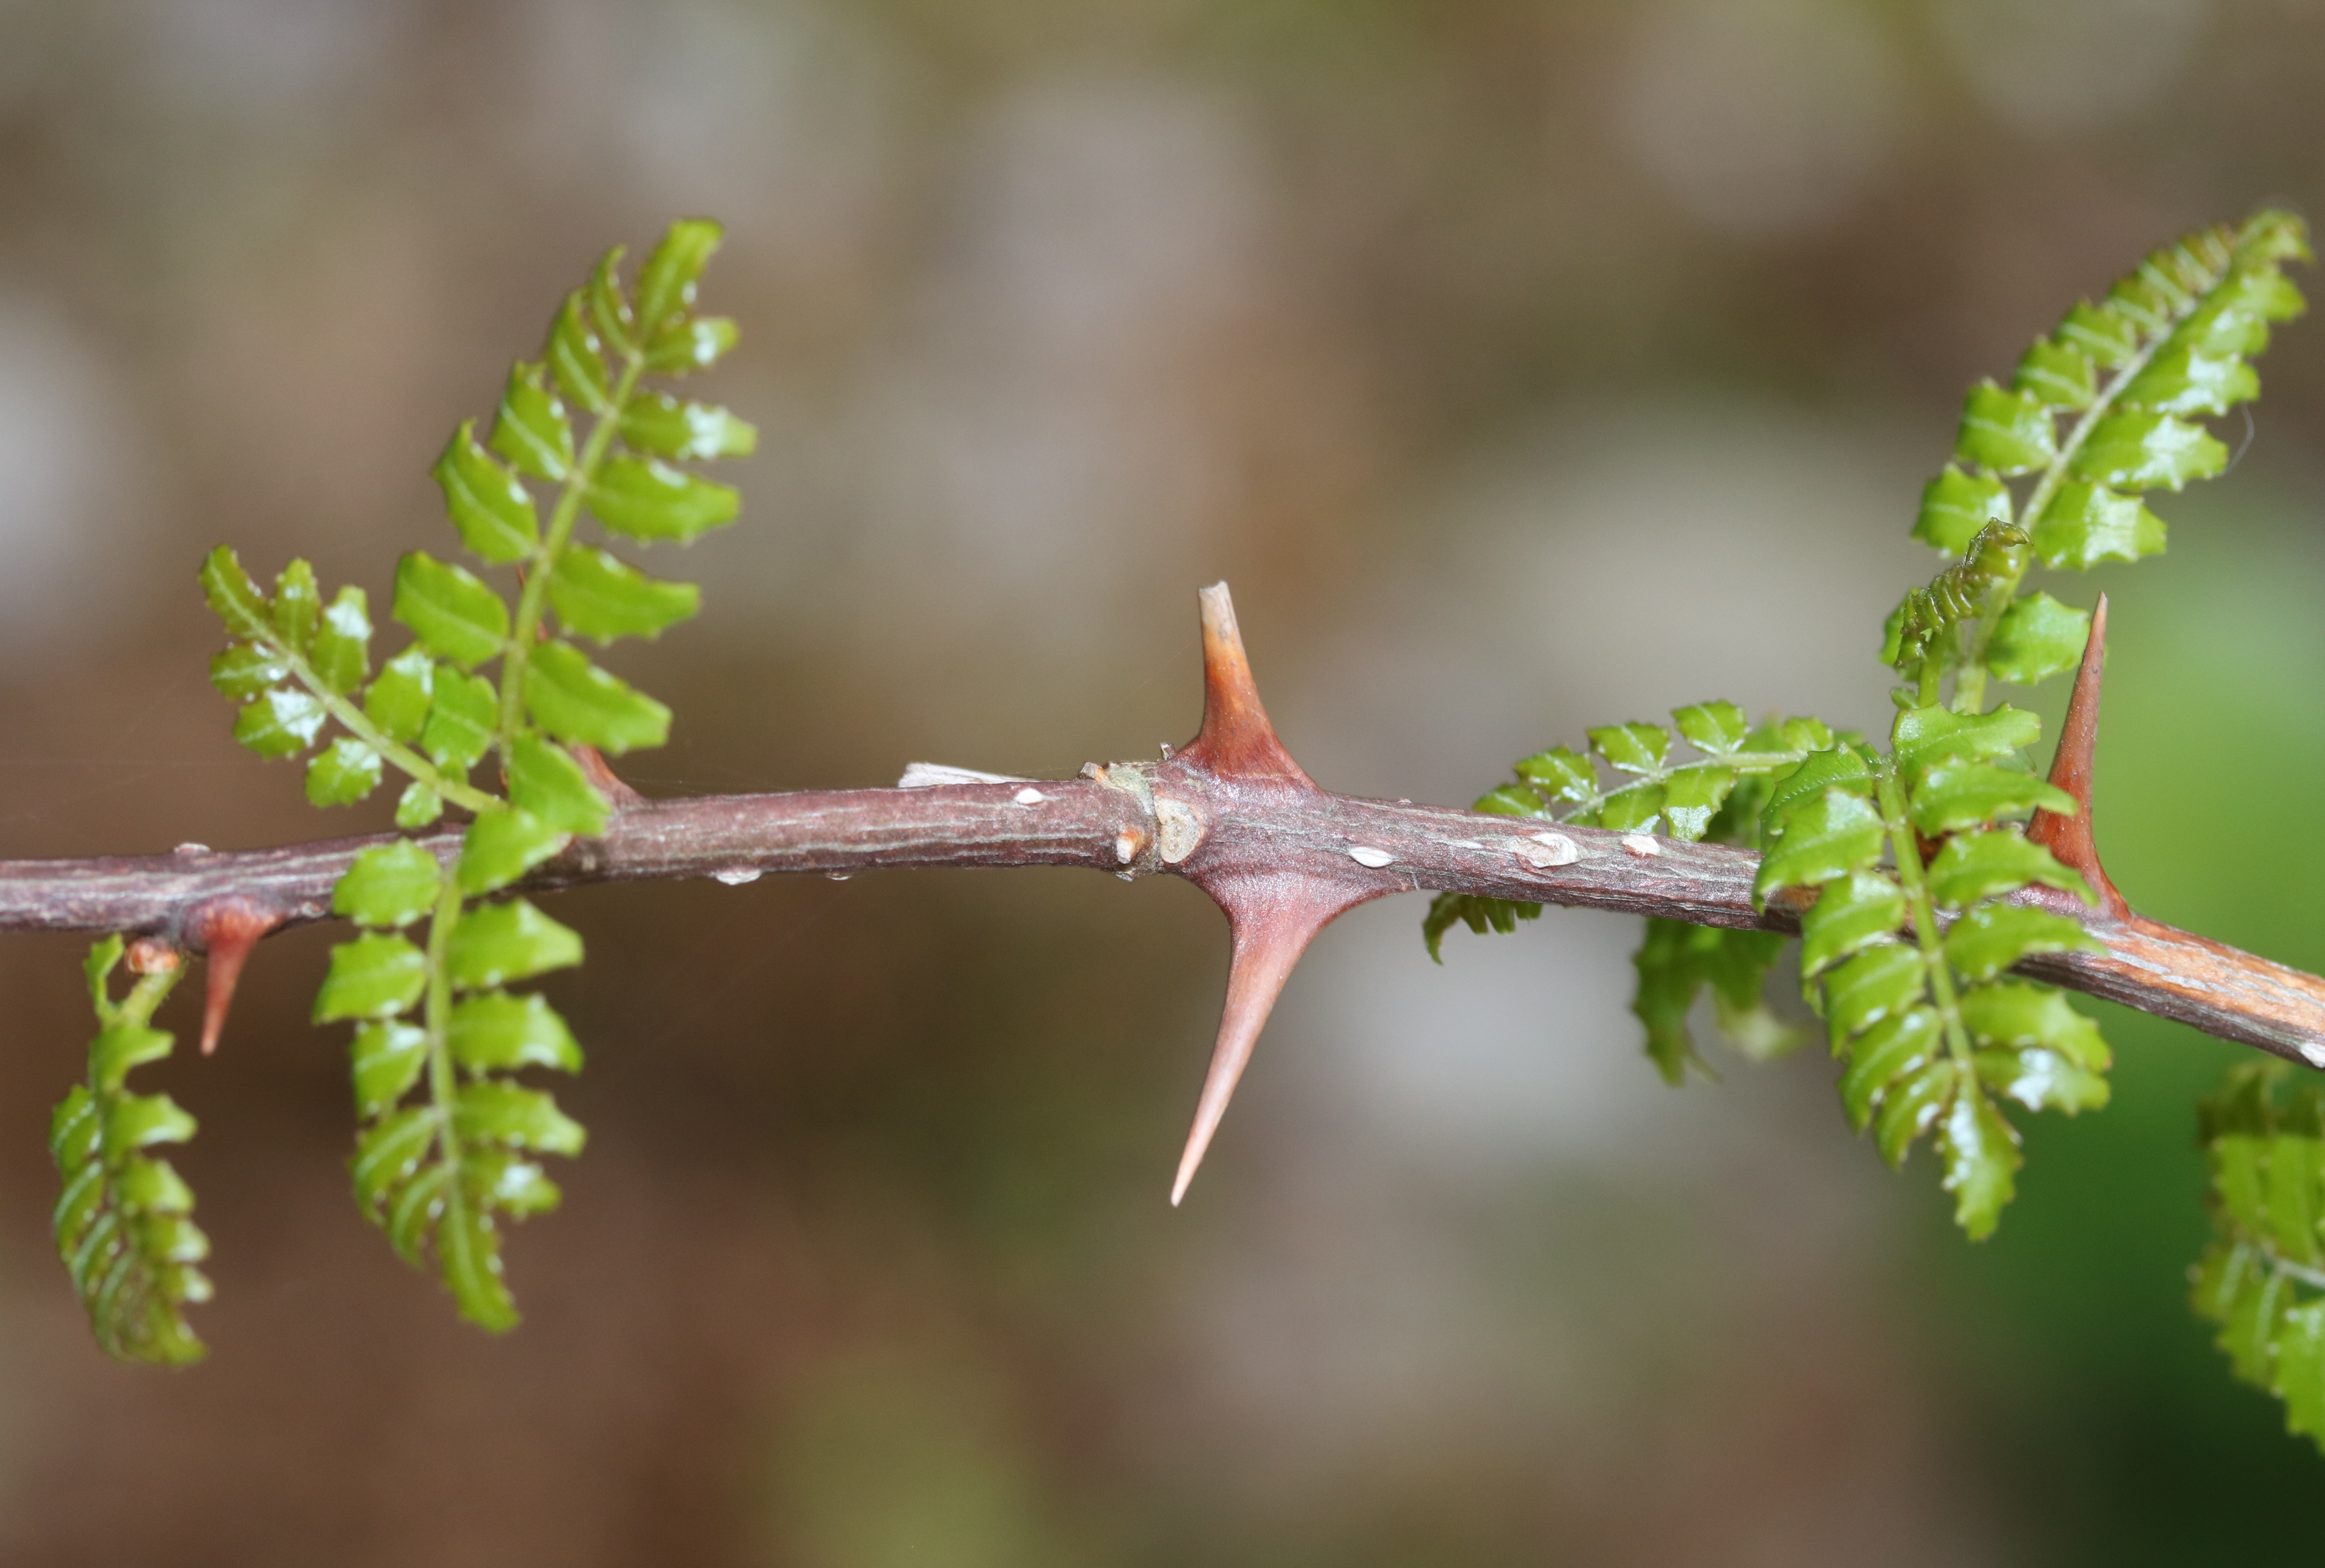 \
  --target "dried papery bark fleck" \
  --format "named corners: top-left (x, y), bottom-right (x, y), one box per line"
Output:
top-left (2026, 593), bottom-right (2130, 921)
